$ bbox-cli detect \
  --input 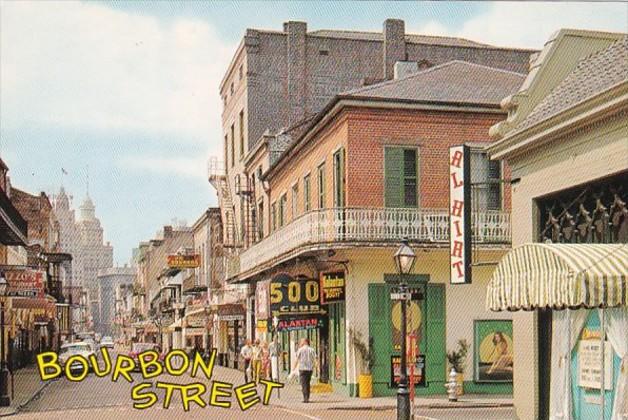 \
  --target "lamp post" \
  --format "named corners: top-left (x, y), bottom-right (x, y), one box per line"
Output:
top-left (56, 307), bottom-right (63, 352)
top-left (0, 273), bottom-right (11, 407)
top-left (393, 240), bottom-right (416, 420)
